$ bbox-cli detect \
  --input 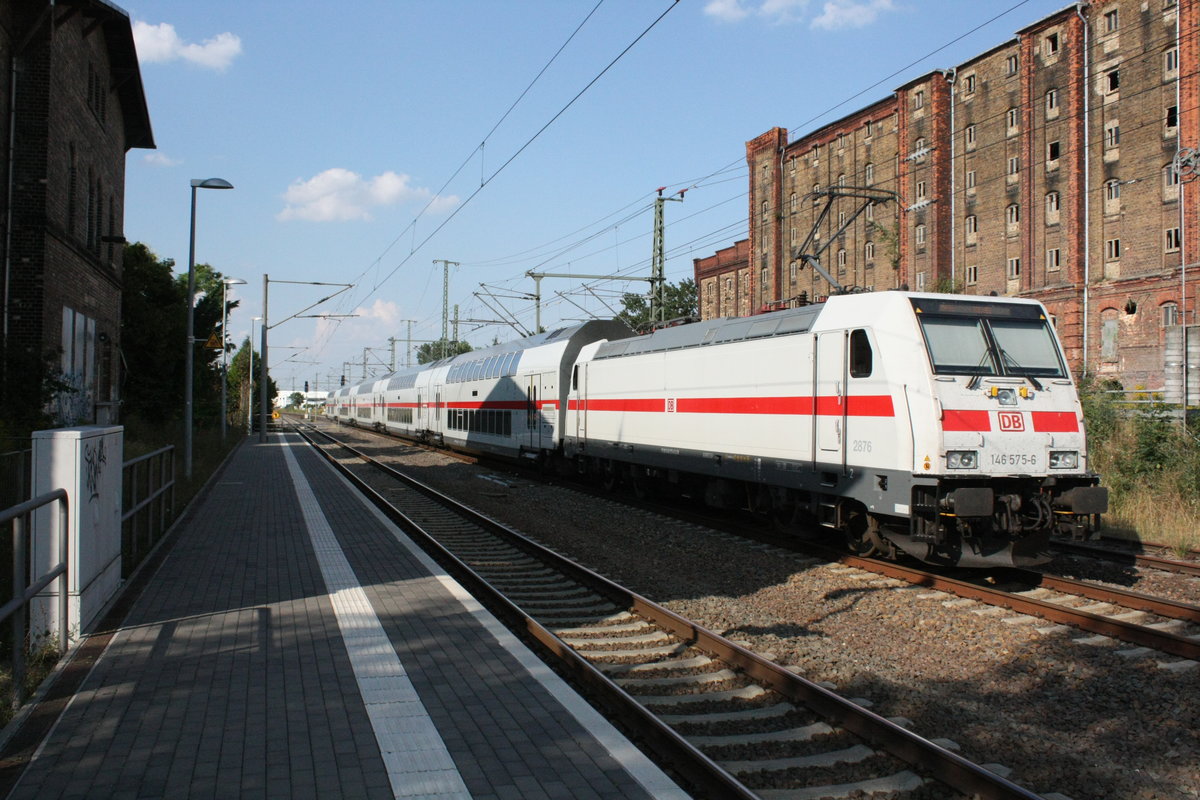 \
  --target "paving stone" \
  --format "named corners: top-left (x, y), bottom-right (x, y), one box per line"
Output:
top-left (5, 435), bottom-right (683, 800)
